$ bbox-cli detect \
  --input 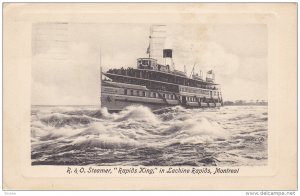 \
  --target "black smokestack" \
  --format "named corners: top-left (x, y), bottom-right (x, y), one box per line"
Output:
top-left (163, 49), bottom-right (172, 58)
